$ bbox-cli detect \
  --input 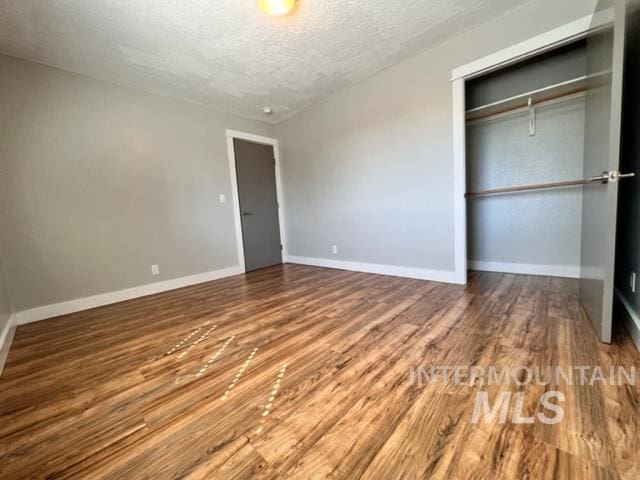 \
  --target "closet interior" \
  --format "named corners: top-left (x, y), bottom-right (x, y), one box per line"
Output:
top-left (465, 40), bottom-right (593, 279)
